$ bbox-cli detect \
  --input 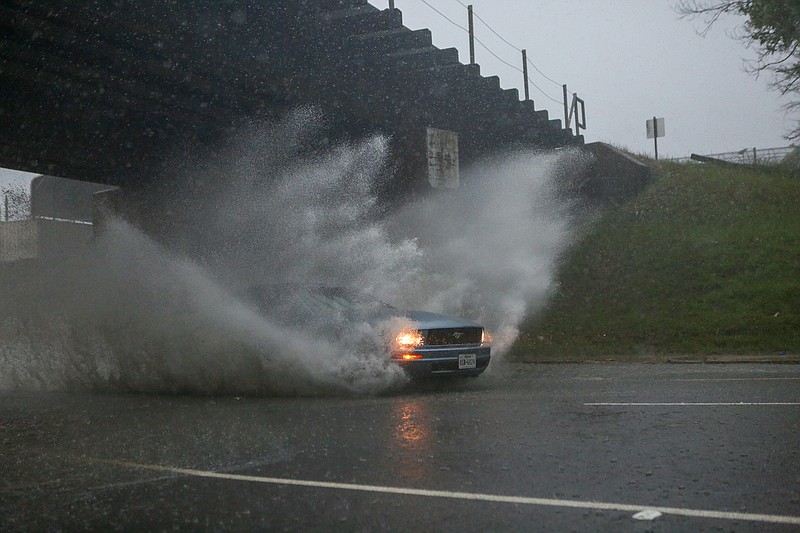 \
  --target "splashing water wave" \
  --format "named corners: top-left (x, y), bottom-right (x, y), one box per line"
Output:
top-left (0, 111), bottom-right (585, 395)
